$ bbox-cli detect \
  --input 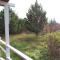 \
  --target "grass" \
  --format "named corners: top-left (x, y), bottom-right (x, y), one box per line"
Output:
top-left (10, 33), bottom-right (49, 60)
top-left (1, 32), bottom-right (60, 60)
